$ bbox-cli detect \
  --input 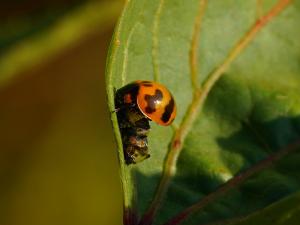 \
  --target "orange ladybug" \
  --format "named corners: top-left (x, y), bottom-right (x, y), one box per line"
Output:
top-left (115, 80), bottom-right (176, 164)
